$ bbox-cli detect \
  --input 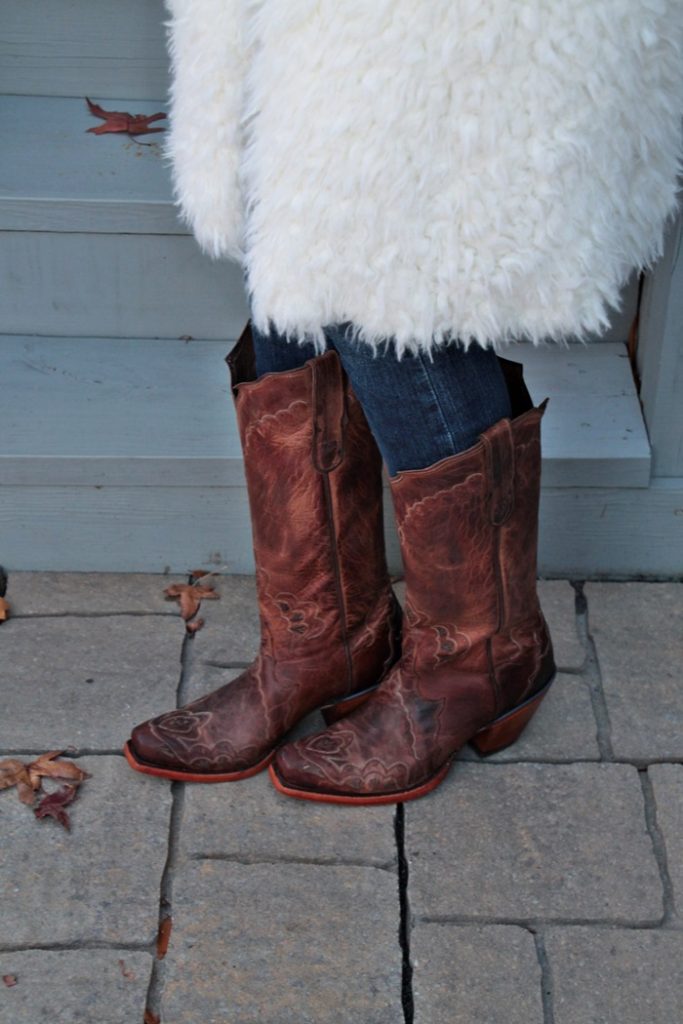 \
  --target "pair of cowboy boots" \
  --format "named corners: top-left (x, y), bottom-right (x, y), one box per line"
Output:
top-left (124, 322), bottom-right (555, 804)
